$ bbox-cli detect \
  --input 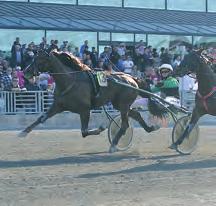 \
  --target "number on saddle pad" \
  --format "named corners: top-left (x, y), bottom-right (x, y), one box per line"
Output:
top-left (97, 71), bottom-right (108, 87)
